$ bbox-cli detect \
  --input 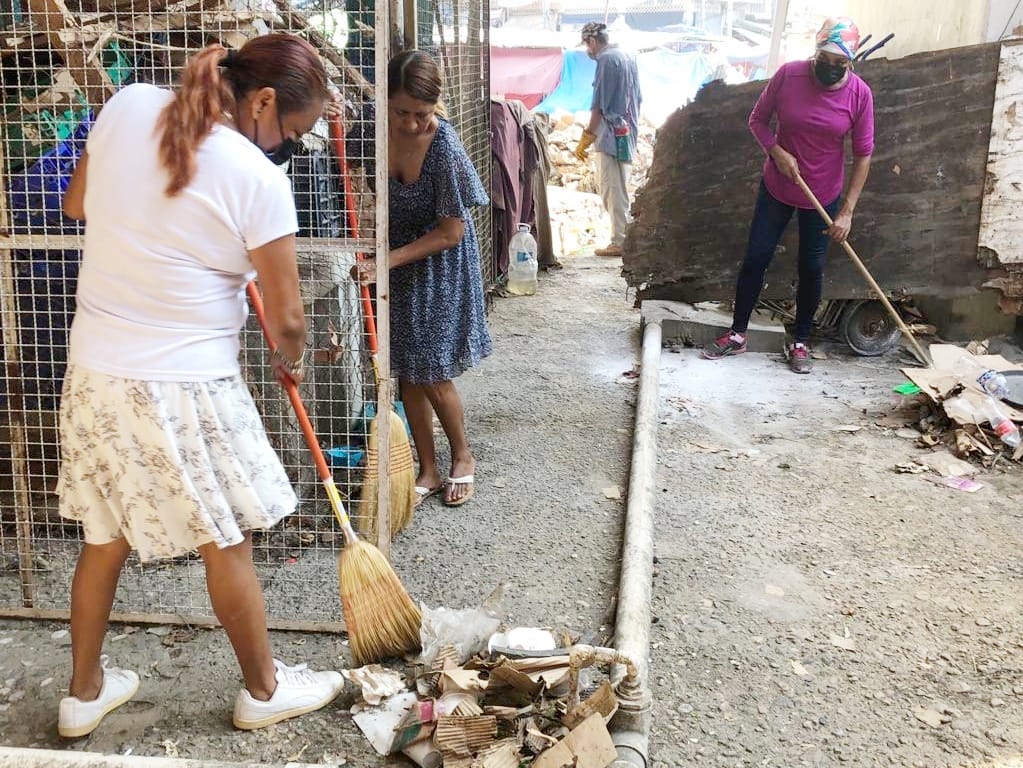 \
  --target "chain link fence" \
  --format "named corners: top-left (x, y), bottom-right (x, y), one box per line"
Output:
top-left (416, 0), bottom-right (494, 291)
top-left (0, 0), bottom-right (394, 630)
